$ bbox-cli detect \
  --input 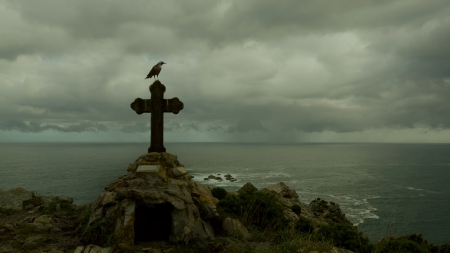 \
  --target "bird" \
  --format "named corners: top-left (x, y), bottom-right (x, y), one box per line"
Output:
top-left (145, 61), bottom-right (166, 80)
